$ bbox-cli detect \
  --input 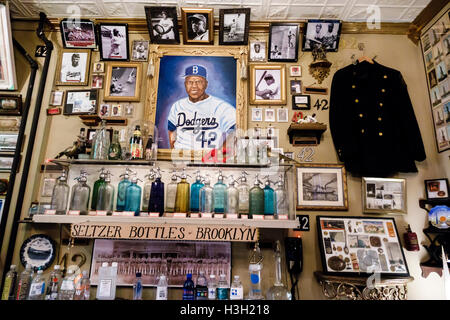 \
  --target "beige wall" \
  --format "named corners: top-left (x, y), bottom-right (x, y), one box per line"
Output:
top-left (1, 17), bottom-right (448, 300)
